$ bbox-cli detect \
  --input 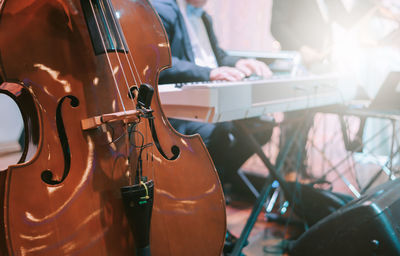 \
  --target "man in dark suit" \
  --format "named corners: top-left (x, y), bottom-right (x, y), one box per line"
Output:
top-left (270, 0), bottom-right (375, 180)
top-left (153, 0), bottom-right (274, 190)
top-left (153, 0), bottom-right (274, 253)
top-left (153, 0), bottom-right (272, 84)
